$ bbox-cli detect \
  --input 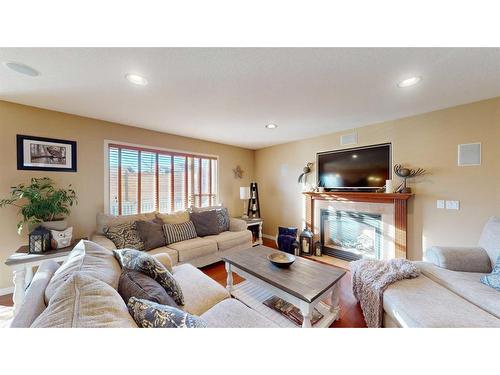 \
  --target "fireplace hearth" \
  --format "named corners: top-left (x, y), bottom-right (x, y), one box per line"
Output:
top-left (320, 209), bottom-right (382, 261)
